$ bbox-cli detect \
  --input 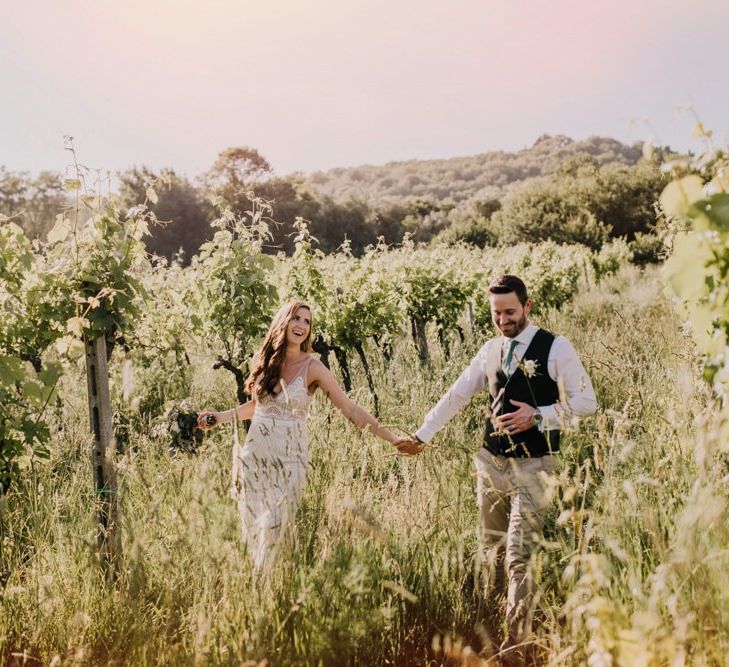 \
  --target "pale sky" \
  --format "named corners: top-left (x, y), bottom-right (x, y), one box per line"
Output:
top-left (1, 0), bottom-right (727, 178)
